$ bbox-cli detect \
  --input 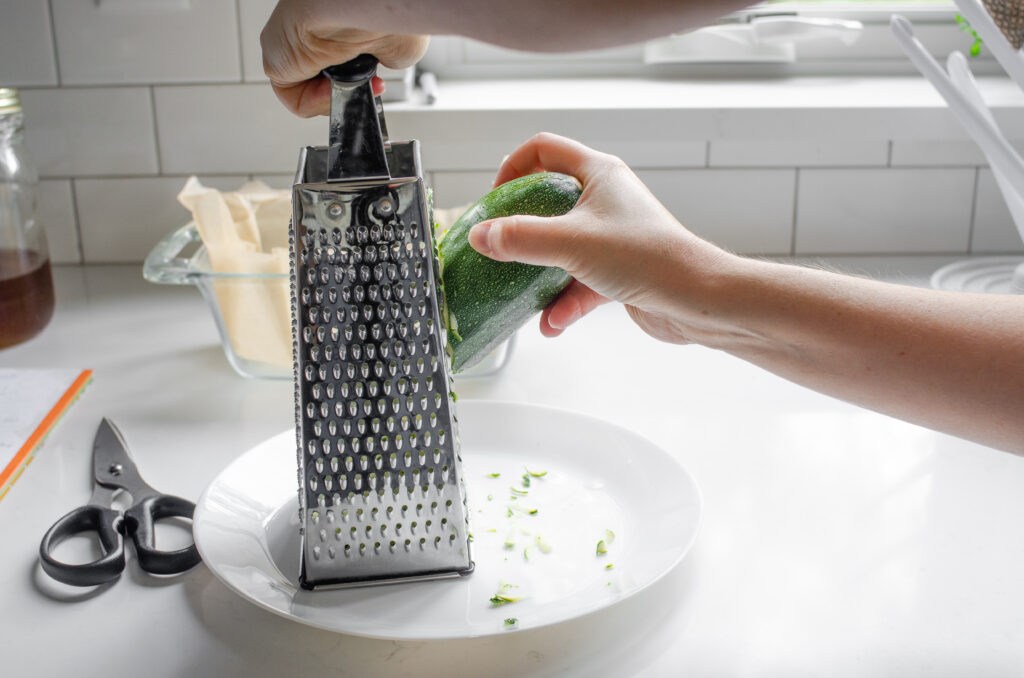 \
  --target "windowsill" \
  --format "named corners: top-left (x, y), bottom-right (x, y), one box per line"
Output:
top-left (392, 75), bottom-right (1024, 113)
top-left (385, 75), bottom-right (1024, 172)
